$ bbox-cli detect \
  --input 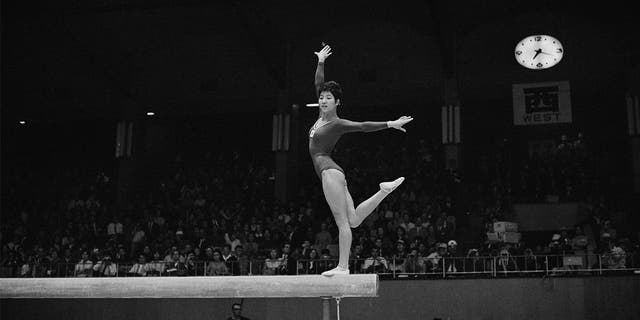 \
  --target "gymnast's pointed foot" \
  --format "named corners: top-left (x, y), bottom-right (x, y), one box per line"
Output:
top-left (380, 177), bottom-right (405, 194)
top-left (321, 265), bottom-right (350, 277)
